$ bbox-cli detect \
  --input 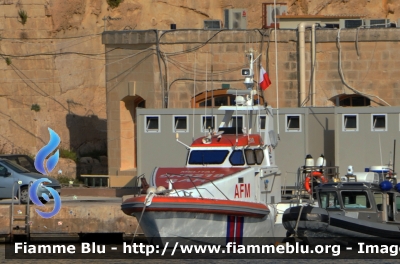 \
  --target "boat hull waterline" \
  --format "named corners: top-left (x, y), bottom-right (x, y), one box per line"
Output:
top-left (122, 196), bottom-right (285, 246)
top-left (283, 205), bottom-right (400, 245)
